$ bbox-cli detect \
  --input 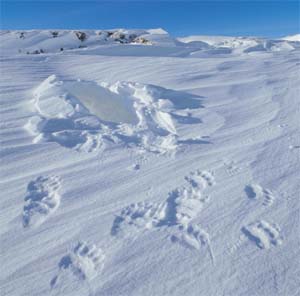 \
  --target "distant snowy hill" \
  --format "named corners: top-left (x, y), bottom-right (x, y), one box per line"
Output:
top-left (281, 33), bottom-right (300, 41)
top-left (1, 29), bottom-right (299, 56)
top-left (0, 29), bottom-right (176, 55)
top-left (178, 34), bottom-right (300, 54)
